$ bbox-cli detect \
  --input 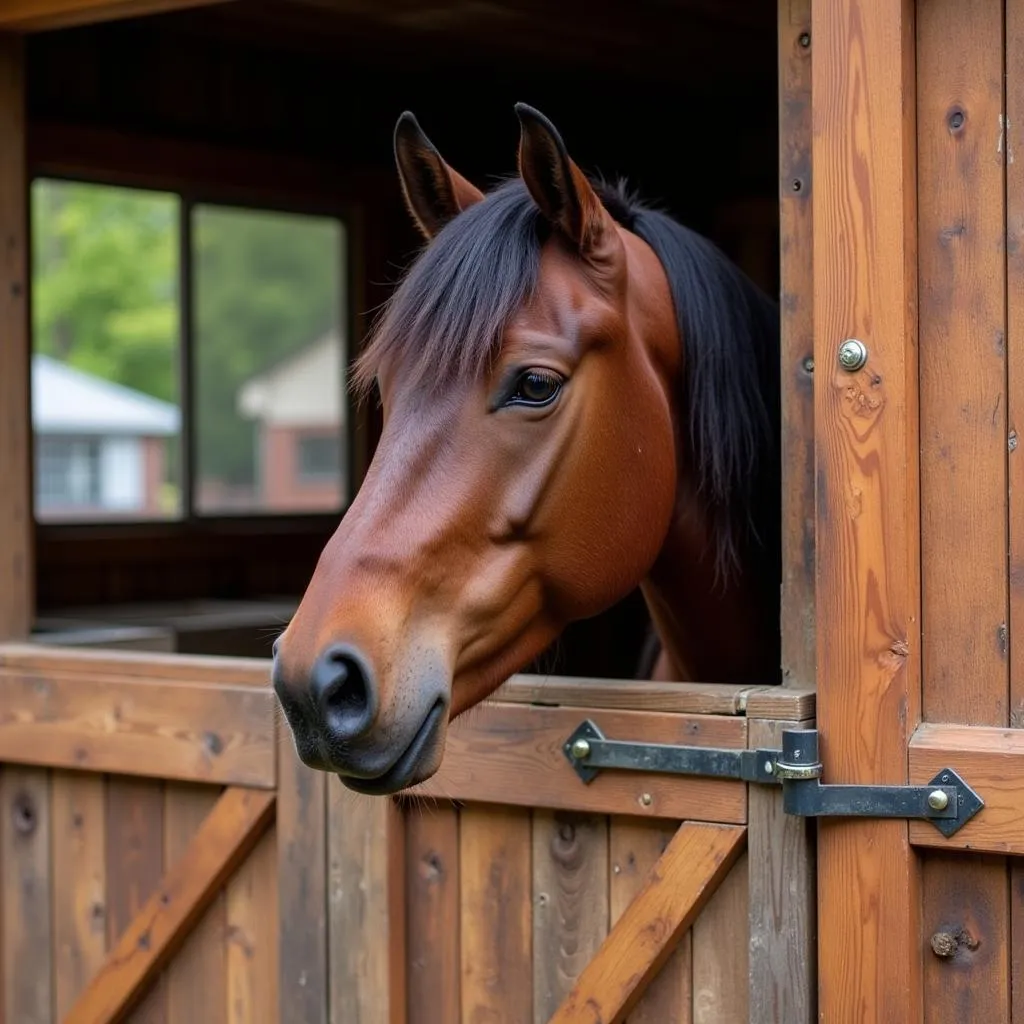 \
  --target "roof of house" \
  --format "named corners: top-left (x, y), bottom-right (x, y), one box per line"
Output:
top-left (237, 329), bottom-right (345, 429)
top-left (32, 353), bottom-right (180, 436)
